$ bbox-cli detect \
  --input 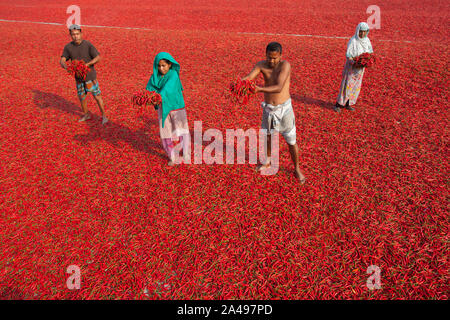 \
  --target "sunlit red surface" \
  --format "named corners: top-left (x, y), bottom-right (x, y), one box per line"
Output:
top-left (0, 0), bottom-right (447, 299)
